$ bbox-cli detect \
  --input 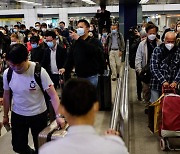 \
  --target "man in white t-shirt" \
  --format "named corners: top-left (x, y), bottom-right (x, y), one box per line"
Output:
top-left (39, 78), bottom-right (129, 154)
top-left (2, 44), bottom-right (65, 154)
